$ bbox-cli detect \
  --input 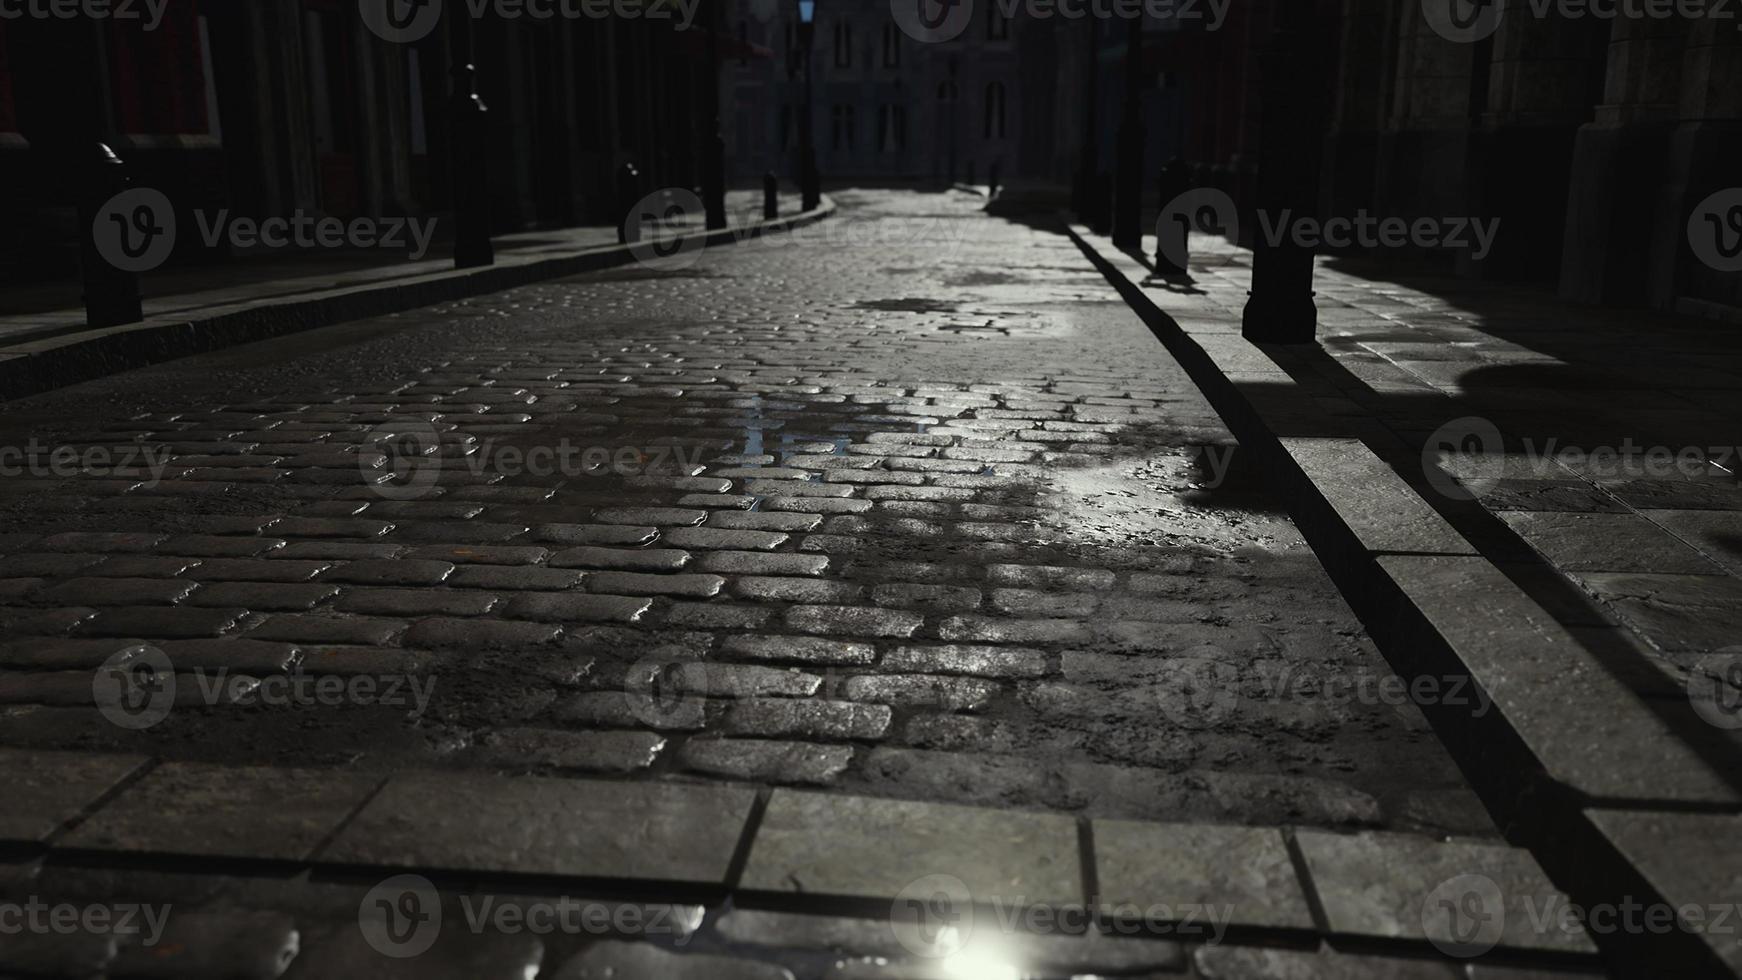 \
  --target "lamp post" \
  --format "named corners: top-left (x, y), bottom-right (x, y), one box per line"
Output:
top-left (797, 0), bottom-right (820, 211)
top-left (449, 0), bottom-right (494, 269)
top-left (703, 0), bottom-right (727, 230)
top-left (1110, 13), bottom-right (1145, 250)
